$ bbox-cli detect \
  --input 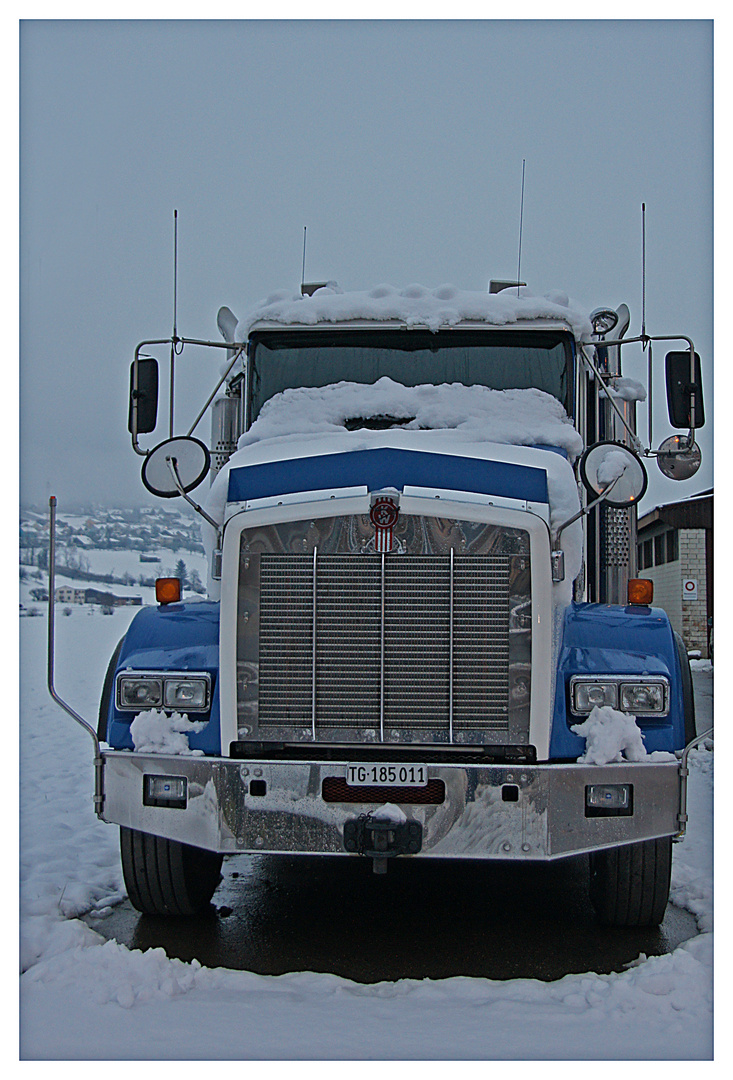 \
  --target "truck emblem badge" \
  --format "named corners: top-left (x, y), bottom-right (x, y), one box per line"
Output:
top-left (369, 495), bottom-right (399, 553)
